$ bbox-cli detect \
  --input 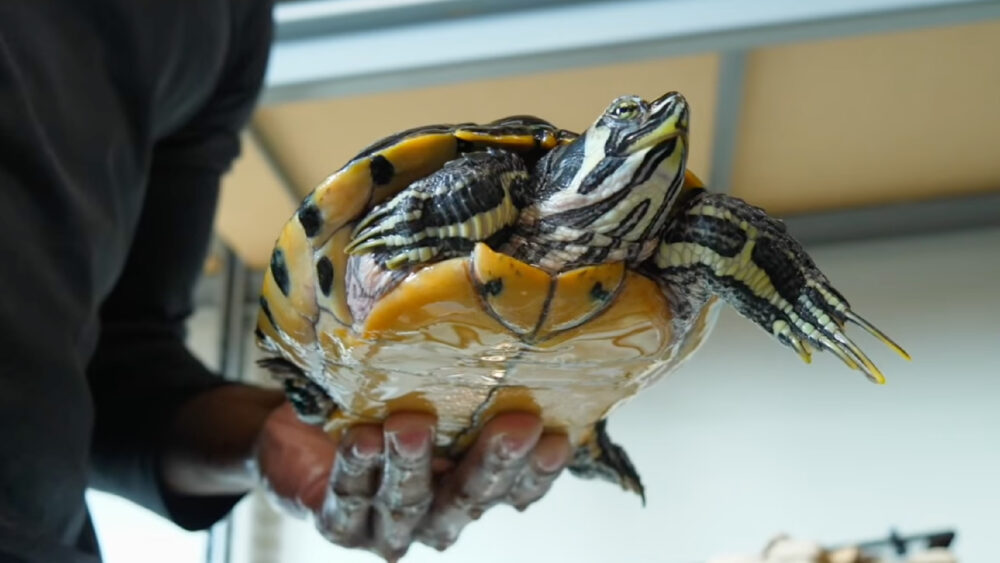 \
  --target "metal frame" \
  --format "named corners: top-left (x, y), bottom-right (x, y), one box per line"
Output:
top-left (274, 0), bottom-right (612, 41)
top-left (785, 191), bottom-right (1000, 246)
top-left (707, 50), bottom-right (746, 193)
top-left (263, 0), bottom-right (1000, 105)
top-left (247, 125), bottom-right (305, 203)
top-left (205, 248), bottom-right (252, 563)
